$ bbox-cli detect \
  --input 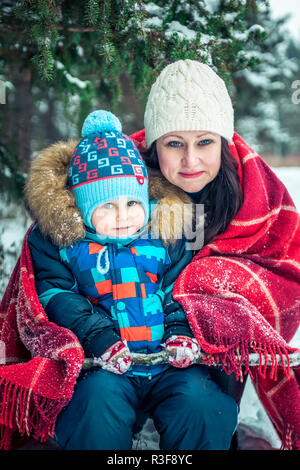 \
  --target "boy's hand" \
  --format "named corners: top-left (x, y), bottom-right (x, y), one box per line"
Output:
top-left (165, 335), bottom-right (201, 368)
top-left (99, 340), bottom-right (132, 374)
